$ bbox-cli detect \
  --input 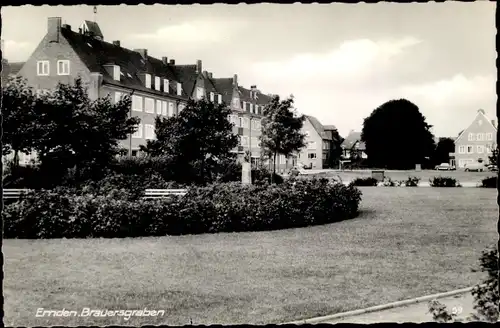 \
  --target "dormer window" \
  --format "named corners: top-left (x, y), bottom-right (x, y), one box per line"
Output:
top-left (210, 92), bottom-right (215, 102)
top-left (145, 73), bottom-right (151, 88)
top-left (155, 76), bottom-right (160, 90)
top-left (242, 101), bottom-right (247, 111)
top-left (177, 82), bottom-right (182, 96)
top-left (164, 79), bottom-right (169, 93)
top-left (250, 103), bottom-right (254, 114)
